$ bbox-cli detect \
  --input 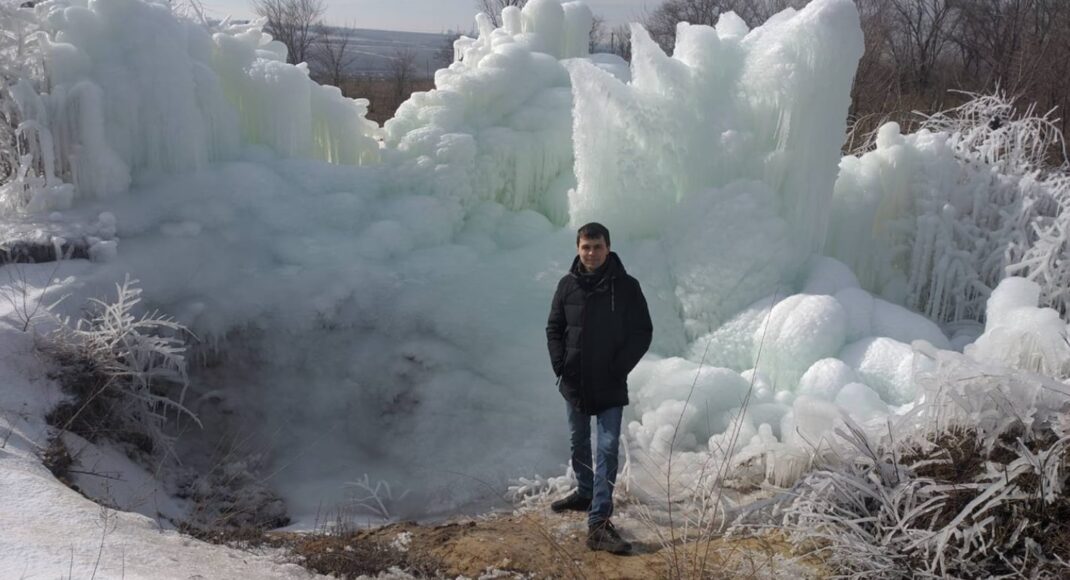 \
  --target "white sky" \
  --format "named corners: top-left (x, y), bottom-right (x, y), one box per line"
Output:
top-left (198, 0), bottom-right (656, 34)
